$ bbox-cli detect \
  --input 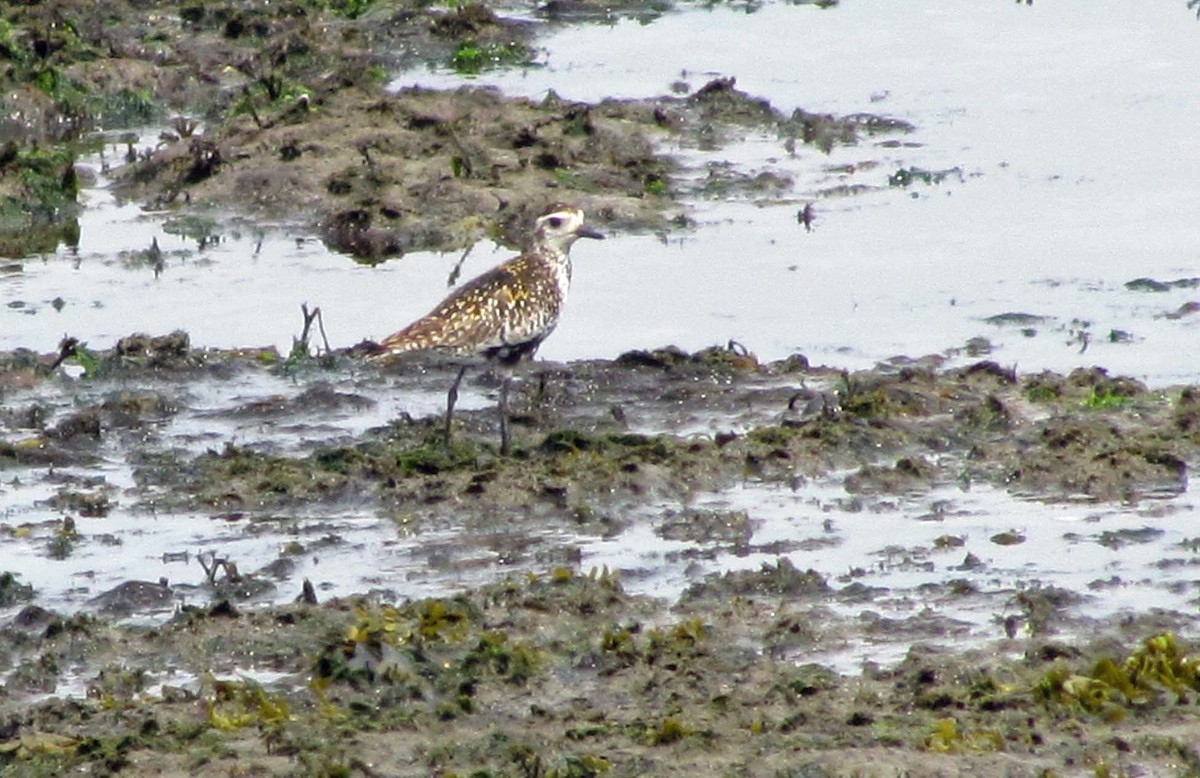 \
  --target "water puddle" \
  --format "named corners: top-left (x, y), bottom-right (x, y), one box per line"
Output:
top-left (4, 352), bottom-right (1197, 671)
top-left (580, 477), bottom-right (1200, 670)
